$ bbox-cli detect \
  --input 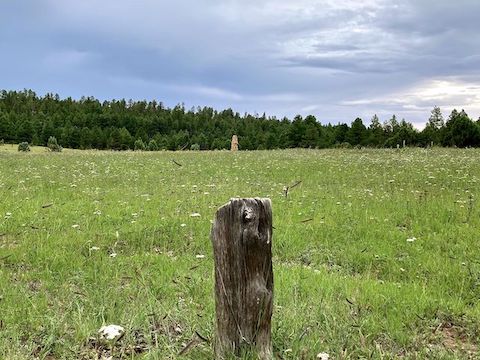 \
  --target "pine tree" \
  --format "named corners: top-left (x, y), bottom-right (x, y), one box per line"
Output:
top-left (47, 136), bottom-right (62, 152)
top-left (18, 142), bottom-right (30, 152)
top-left (134, 138), bottom-right (146, 151)
top-left (147, 139), bottom-right (159, 151)
top-left (428, 106), bottom-right (444, 129)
